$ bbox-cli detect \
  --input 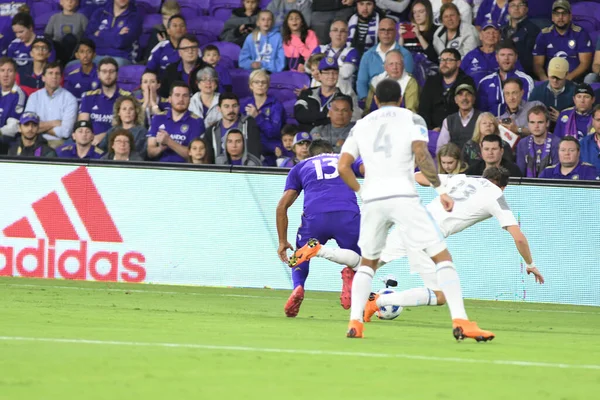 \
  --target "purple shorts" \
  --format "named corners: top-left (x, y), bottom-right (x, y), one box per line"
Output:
top-left (296, 211), bottom-right (361, 254)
